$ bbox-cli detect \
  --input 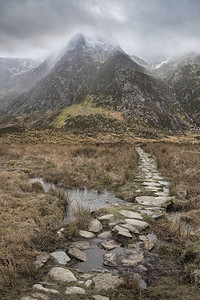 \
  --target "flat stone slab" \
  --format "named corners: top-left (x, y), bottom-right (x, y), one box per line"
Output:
top-left (139, 209), bottom-right (163, 219)
top-left (122, 253), bottom-right (144, 266)
top-left (68, 247), bottom-right (86, 262)
top-left (50, 251), bottom-right (71, 265)
top-left (103, 252), bottom-right (117, 267)
top-left (125, 219), bottom-right (149, 230)
top-left (120, 223), bottom-right (140, 234)
top-left (85, 279), bottom-right (93, 287)
top-left (33, 284), bottom-right (59, 295)
top-left (112, 225), bottom-right (132, 238)
top-left (65, 286), bottom-right (86, 295)
top-left (119, 210), bottom-right (143, 220)
top-left (97, 231), bottom-right (112, 239)
top-left (89, 219), bottom-right (103, 233)
top-left (79, 230), bottom-right (95, 239)
top-left (48, 267), bottom-right (77, 283)
top-left (98, 214), bottom-right (114, 221)
top-left (135, 196), bottom-right (172, 207)
top-left (71, 241), bottom-right (90, 250)
top-left (93, 296), bottom-right (110, 300)
top-left (101, 240), bottom-right (121, 250)
top-left (93, 273), bottom-right (123, 291)
top-left (31, 293), bottom-right (49, 300)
